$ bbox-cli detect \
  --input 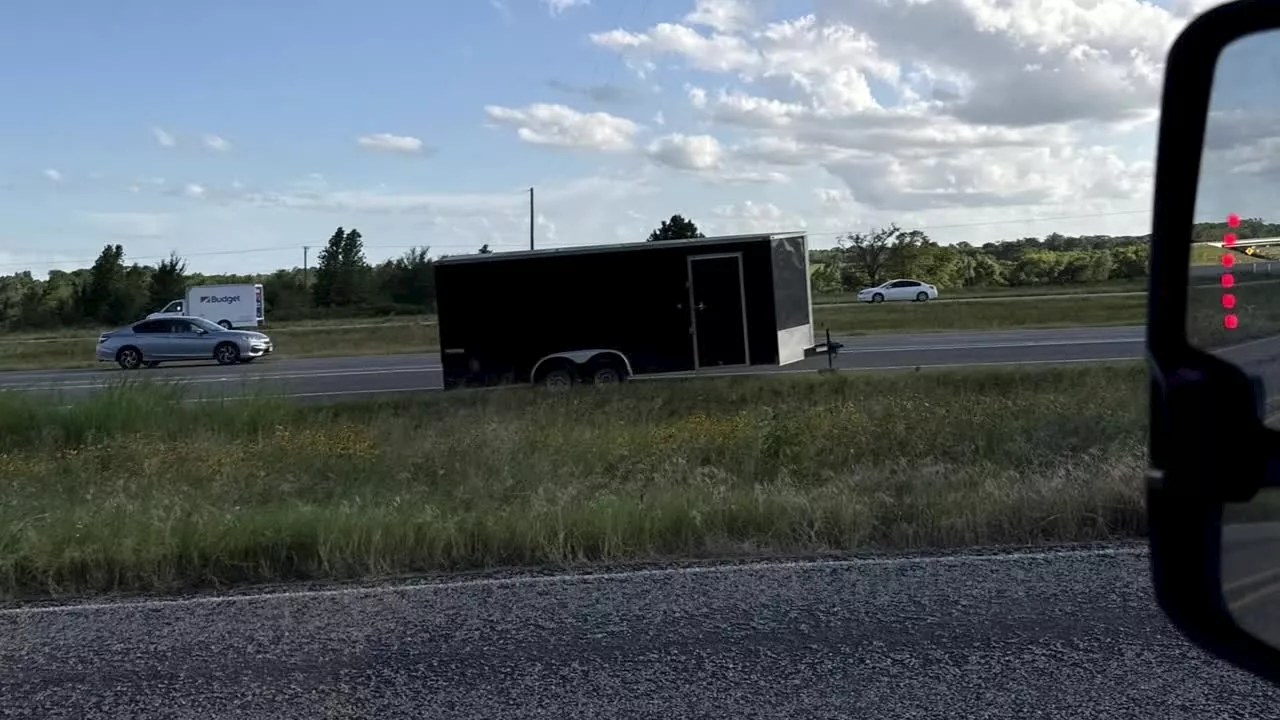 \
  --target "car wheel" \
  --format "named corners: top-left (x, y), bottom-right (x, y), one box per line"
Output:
top-left (214, 342), bottom-right (241, 366)
top-left (872, 293), bottom-right (885, 303)
top-left (116, 347), bottom-right (143, 370)
top-left (217, 320), bottom-right (233, 329)
top-left (916, 291), bottom-right (929, 302)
